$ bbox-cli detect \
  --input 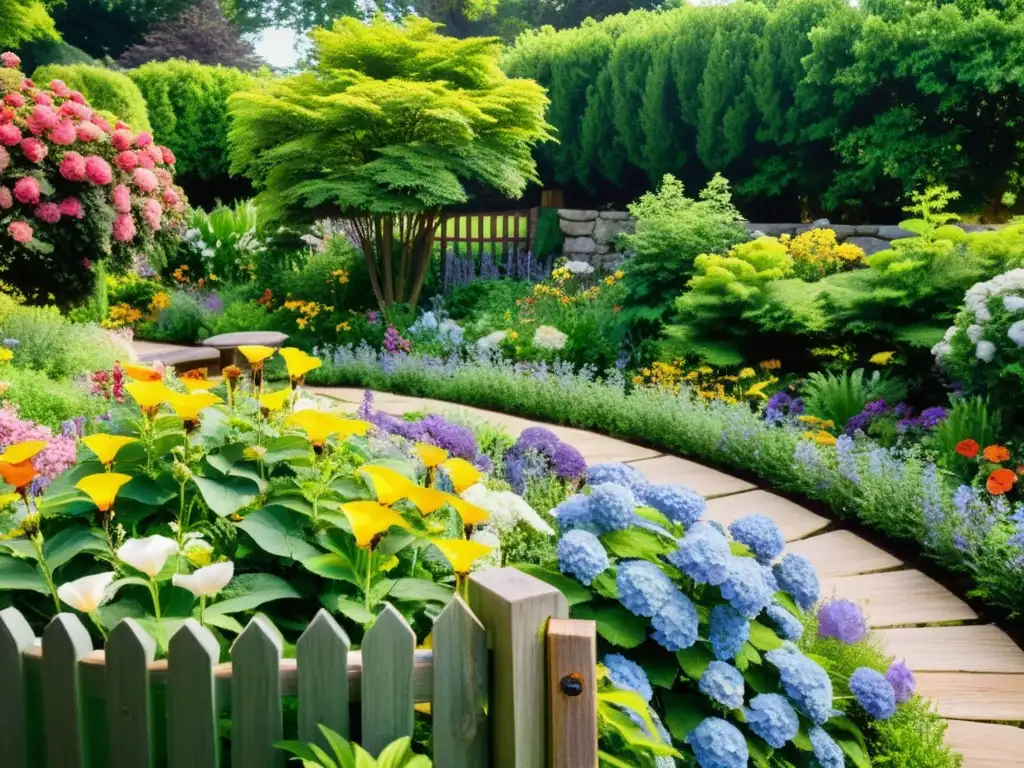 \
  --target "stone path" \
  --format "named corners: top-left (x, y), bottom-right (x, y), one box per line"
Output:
top-left (314, 386), bottom-right (1024, 768)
